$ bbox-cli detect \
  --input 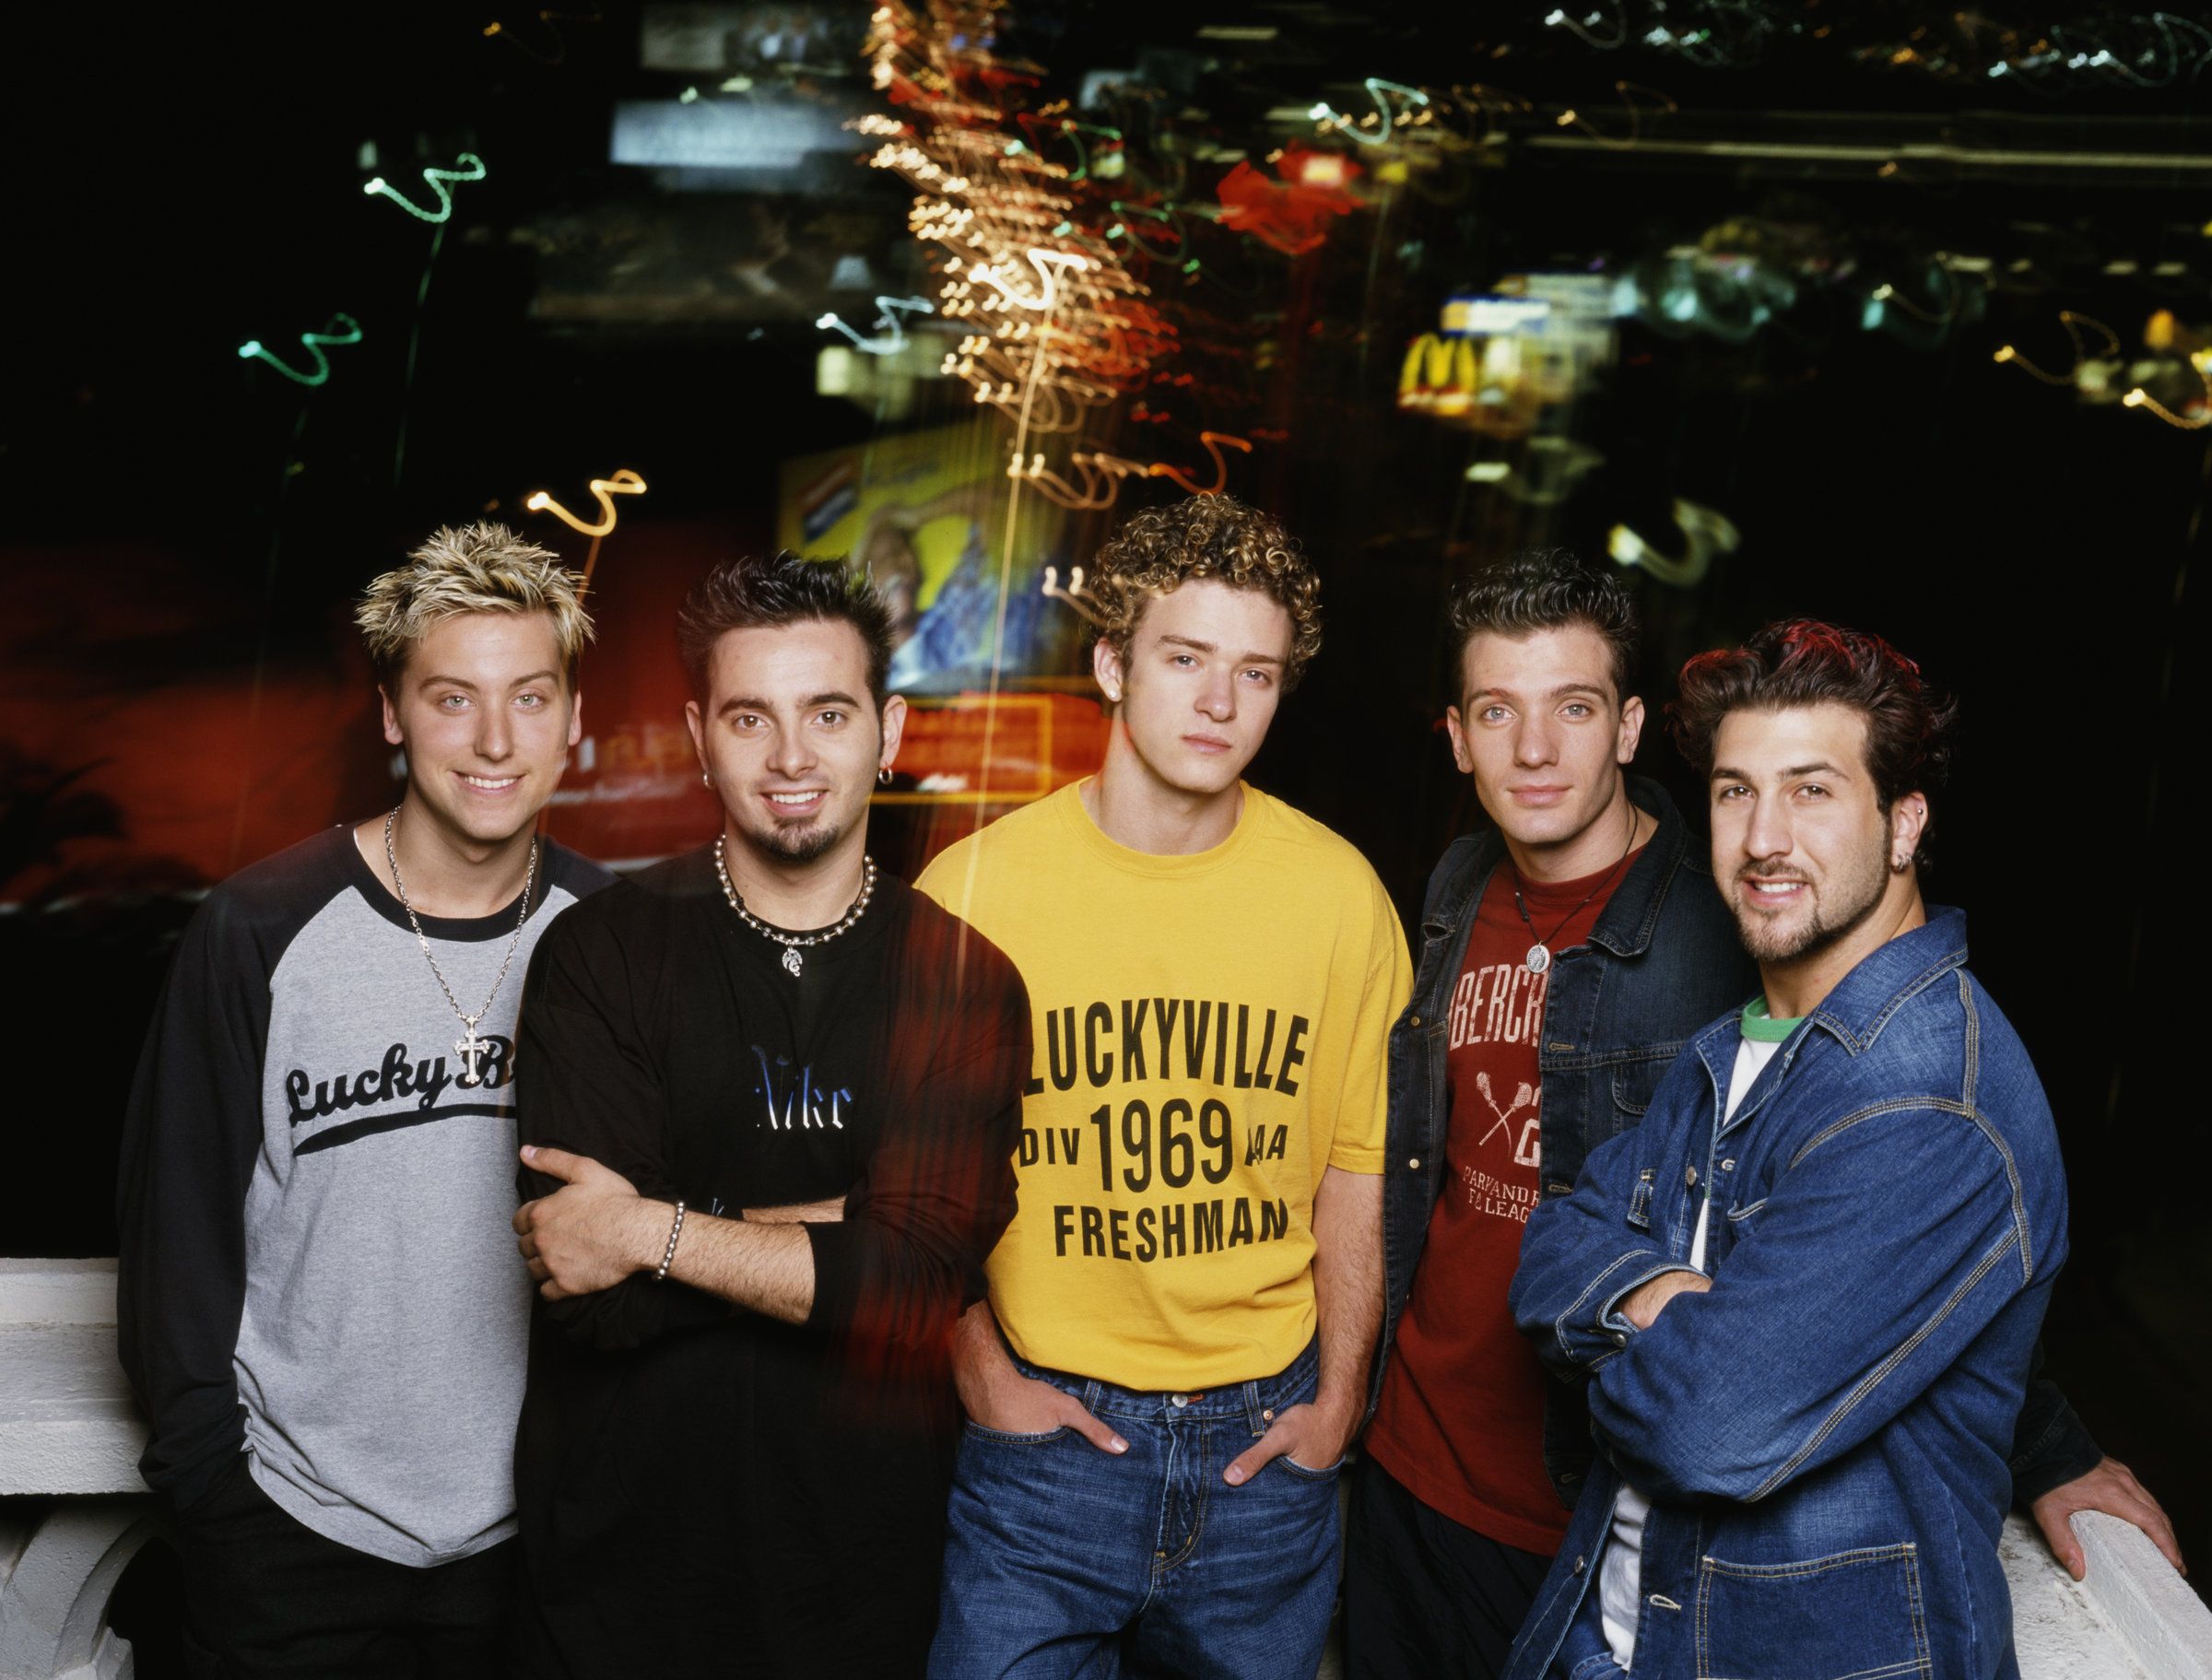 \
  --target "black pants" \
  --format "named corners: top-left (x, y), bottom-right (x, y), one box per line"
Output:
top-left (174, 1452), bottom-right (513, 1679)
top-left (1341, 1455), bottom-right (1556, 1680)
